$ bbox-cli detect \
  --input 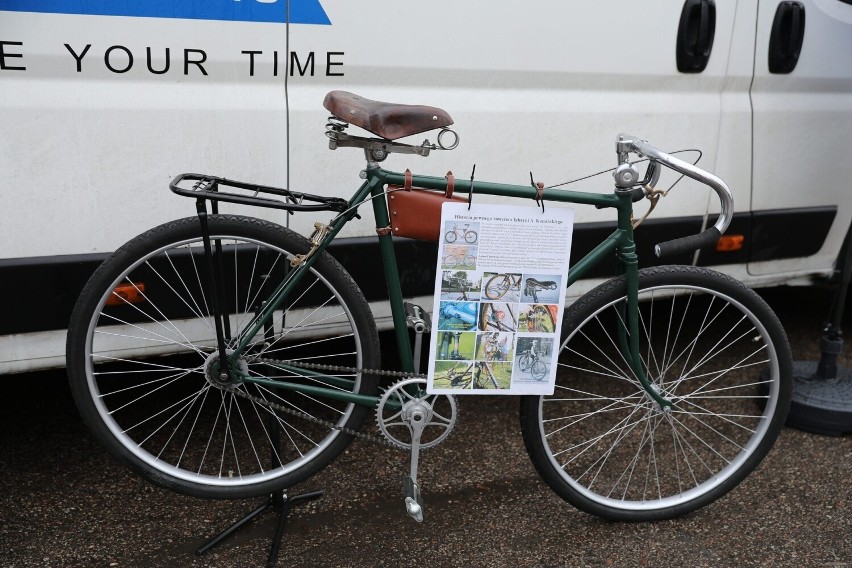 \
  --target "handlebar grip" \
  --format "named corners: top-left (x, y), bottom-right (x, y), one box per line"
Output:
top-left (618, 134), bottom-right (734, 239)
top-left (655, 227), bottom-right (720, 258)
